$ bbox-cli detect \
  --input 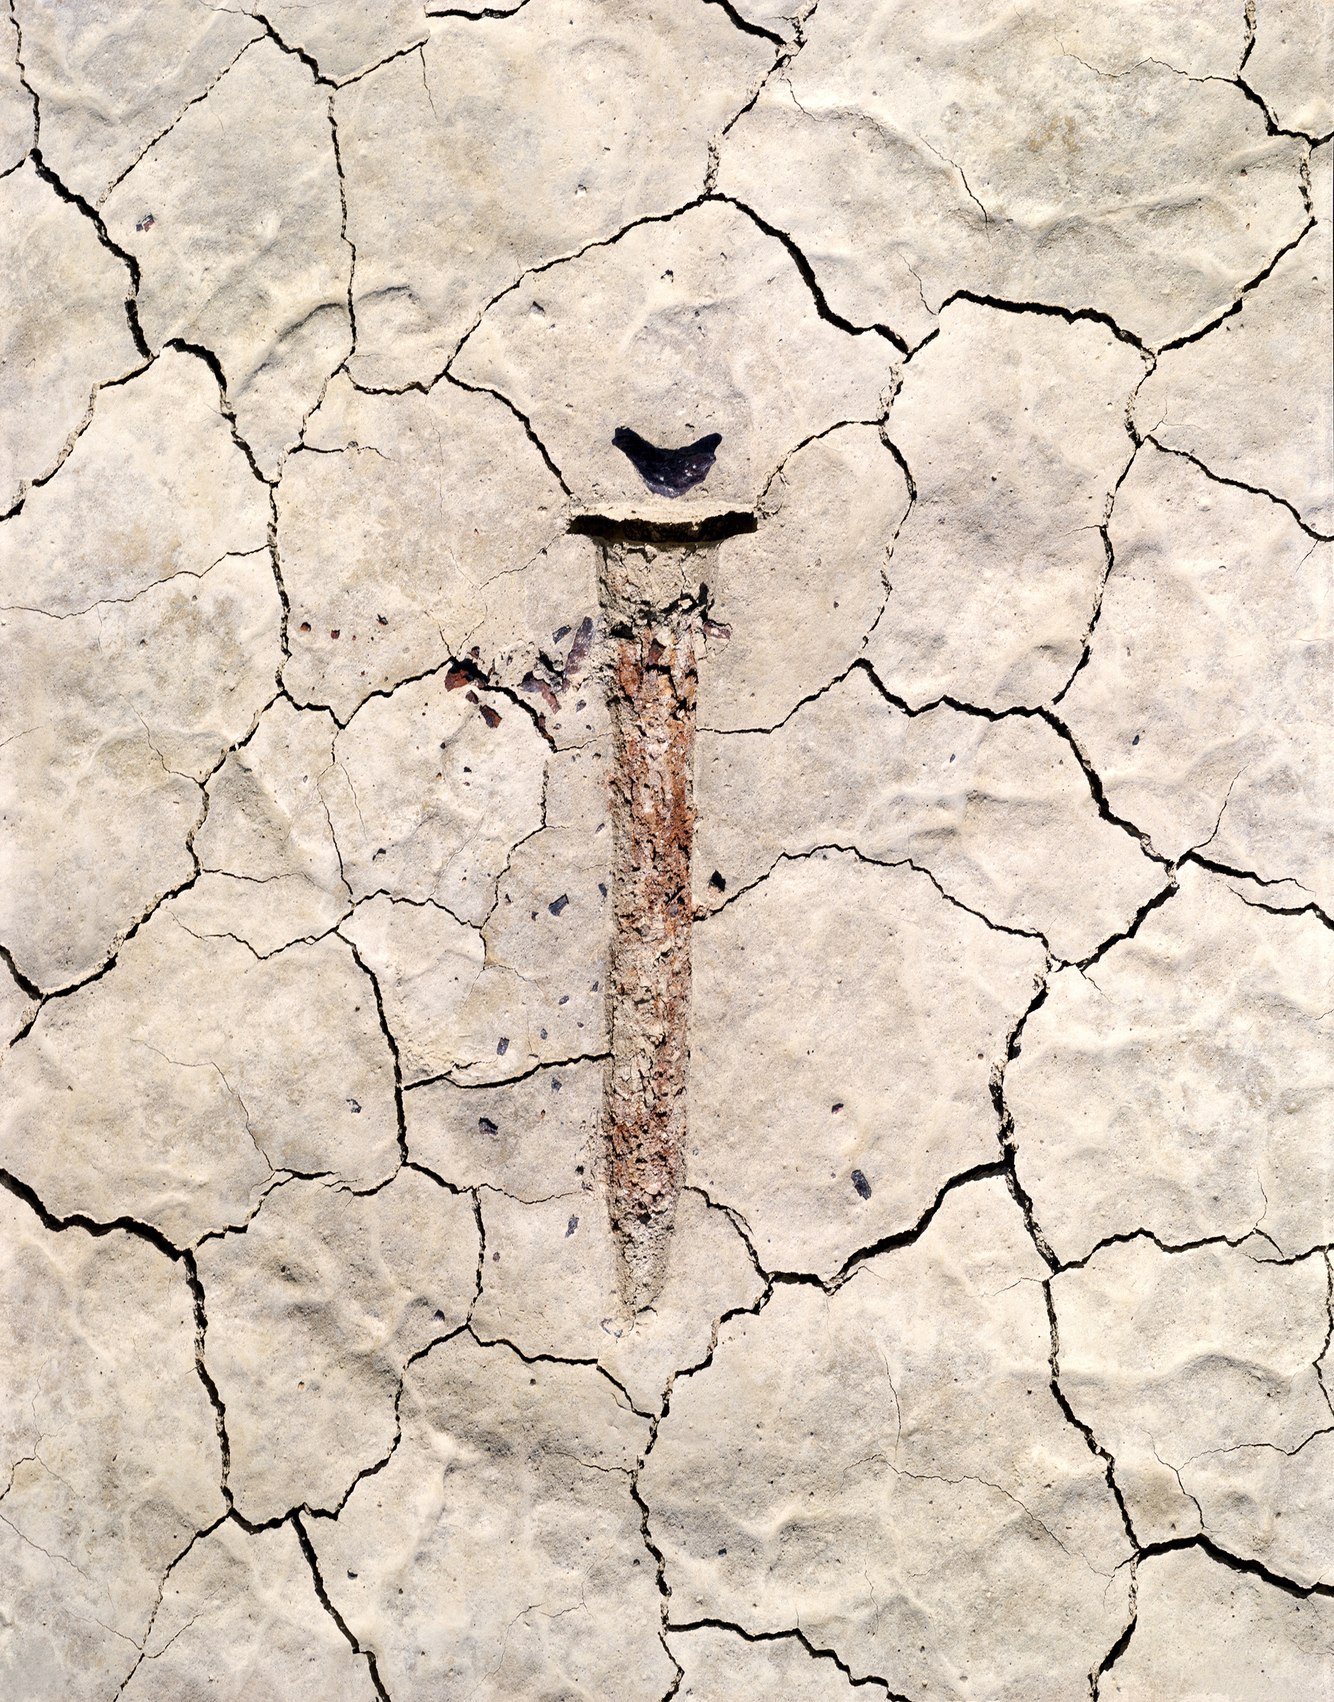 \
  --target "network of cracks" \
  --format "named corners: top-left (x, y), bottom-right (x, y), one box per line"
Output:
top-left (1, 0), bottom-right (1331, 1696)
